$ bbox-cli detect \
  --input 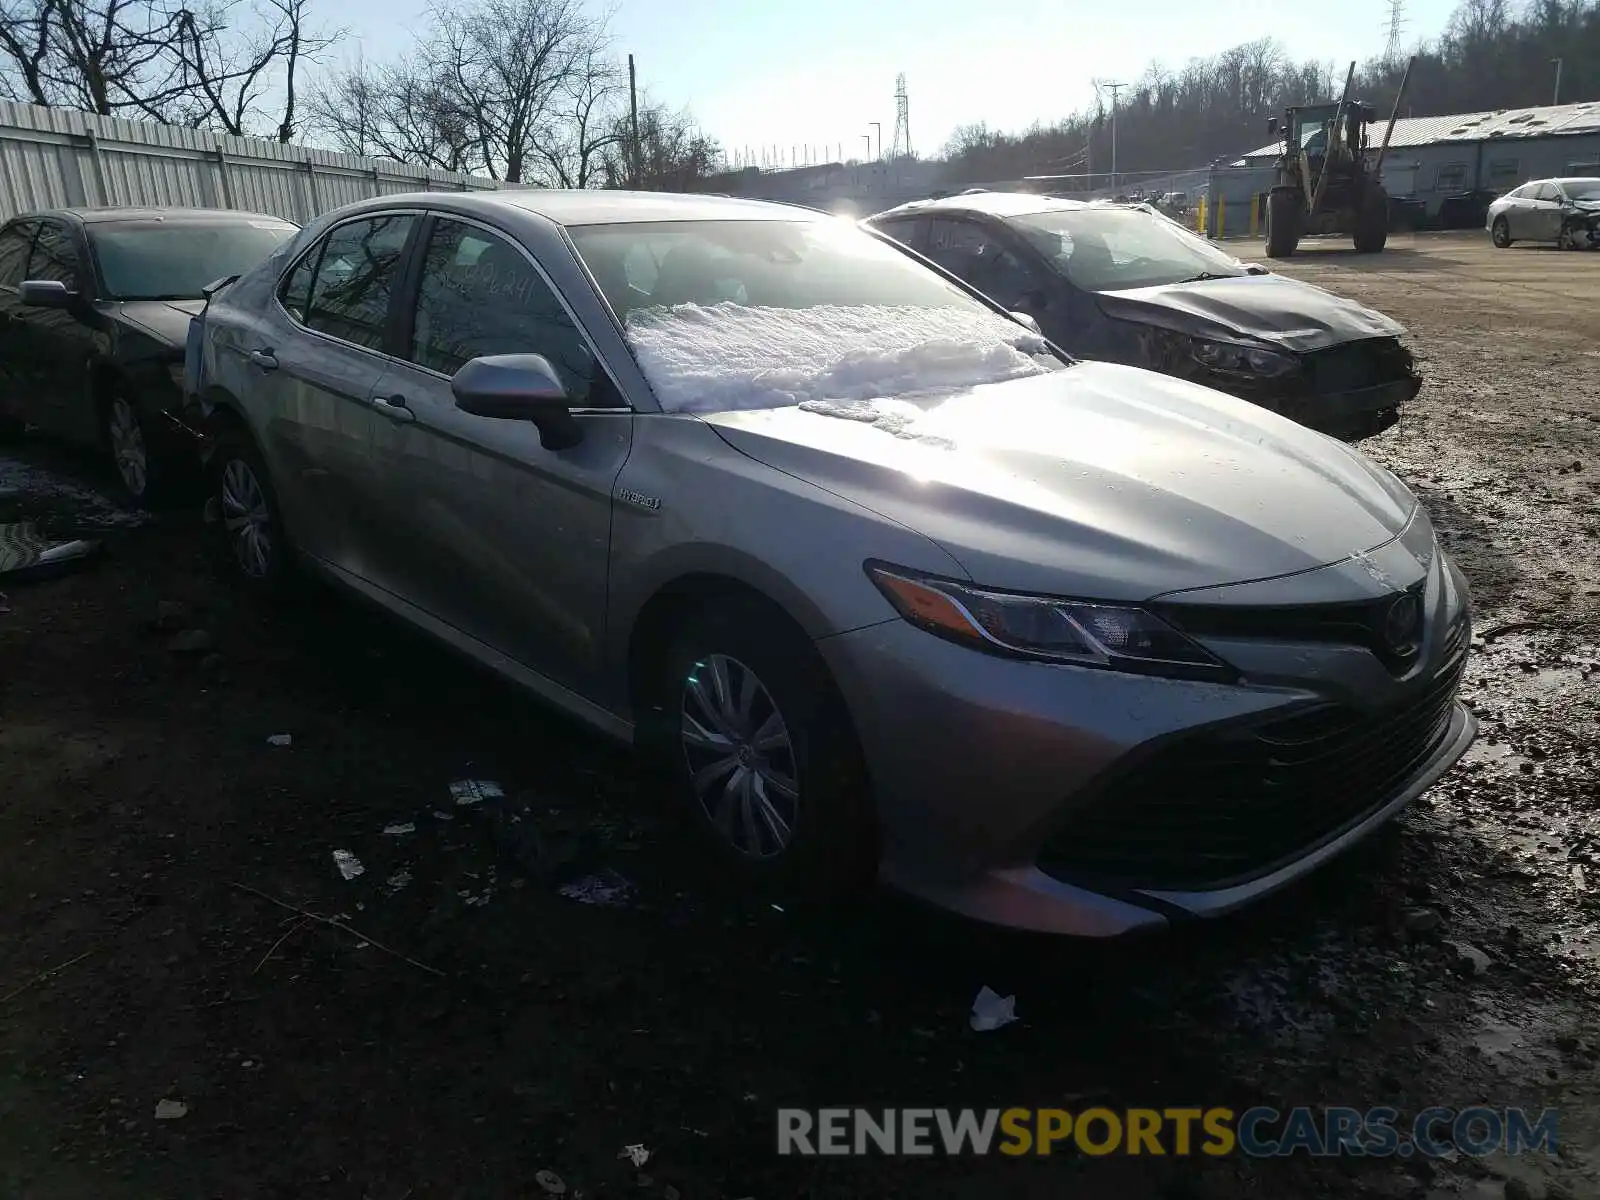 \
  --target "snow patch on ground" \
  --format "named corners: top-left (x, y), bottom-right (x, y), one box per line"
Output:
top-left (0, 454), bottom-right (149, 528)
top-left (624, 303), bottom-right (1057, 414)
